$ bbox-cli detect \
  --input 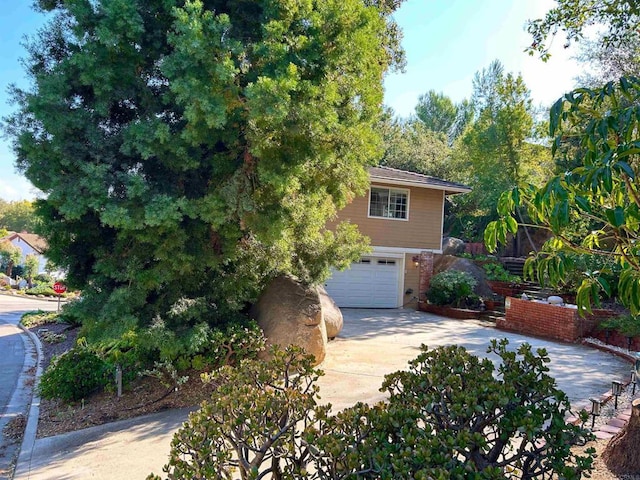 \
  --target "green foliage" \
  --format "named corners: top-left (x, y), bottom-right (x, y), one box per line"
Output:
top-left (0, 240), bottom-right (21, 277)
top-left (557, 253), bottom-right (621, 298)
top-left (5, 0), bottom-right (404, 349)
top-left (599, 314), bottom-right (640, 338)
top-left (485, 77), bottom-right (640, 315)
top-left (378, 115), bottom-right (453, 179)
top-left (375, 340), bottom-right (594, 479)
top-left (150, 341), bottom-right (593, 480)
top-left (149, 346), bottom-right (325, 480)
top-left (34, 272), bottom-right (53, 283)
top-left (414, 90), bottom-right (472, 143)
top-left (39, 343), bottom-right (109, 403)
top-left (527, 0), bottom-right (639, 61)
top-left (482, 262), bottom-right (520, 282)
top-left (21, 310), bottom-right (62, 328)
top-left (23, 254), bottom-right (39, 282)
top-left (0, 200), bottom-right (39, 232)
top-left (448, 60), bottom-right (552, 241)
top-left (426, 270), bottom-right (477, 307)
top-left (25, 283), bottom-right (56, 296)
